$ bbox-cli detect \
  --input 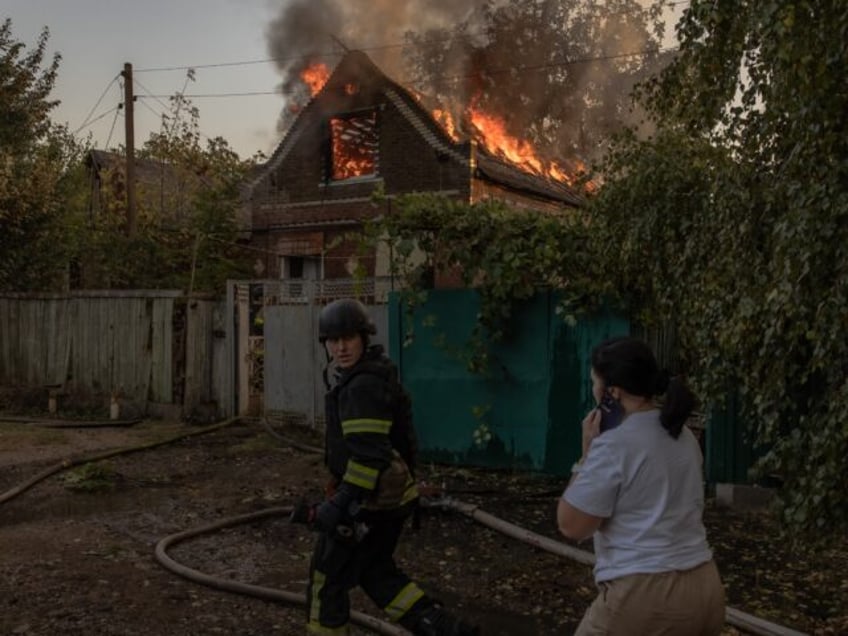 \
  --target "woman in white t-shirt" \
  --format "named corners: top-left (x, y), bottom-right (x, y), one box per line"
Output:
top-left (558, 336), bottom-right (725, 635)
